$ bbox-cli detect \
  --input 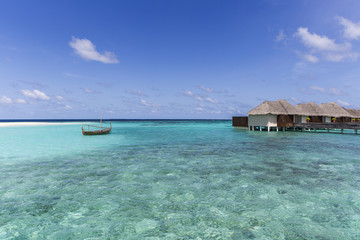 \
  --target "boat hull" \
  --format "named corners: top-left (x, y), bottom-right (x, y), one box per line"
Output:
top-left (82, 127), bottom-right (111, 135)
